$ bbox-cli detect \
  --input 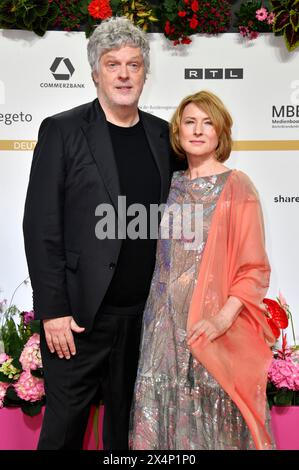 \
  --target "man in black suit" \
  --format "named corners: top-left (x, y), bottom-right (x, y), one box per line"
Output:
top-left (23, 17), bottom-right (174, 450)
